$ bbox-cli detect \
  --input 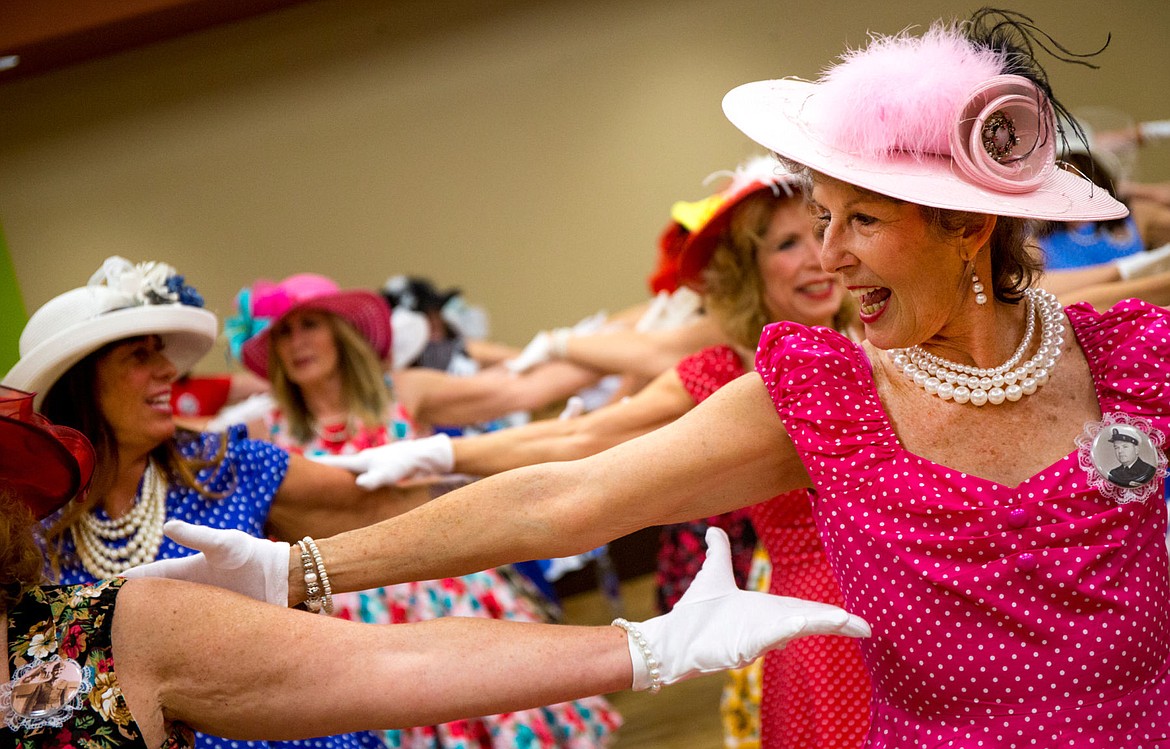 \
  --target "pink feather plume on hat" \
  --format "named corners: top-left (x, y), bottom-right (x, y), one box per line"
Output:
top-left (817, 23), bottom-right (1006, 159)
